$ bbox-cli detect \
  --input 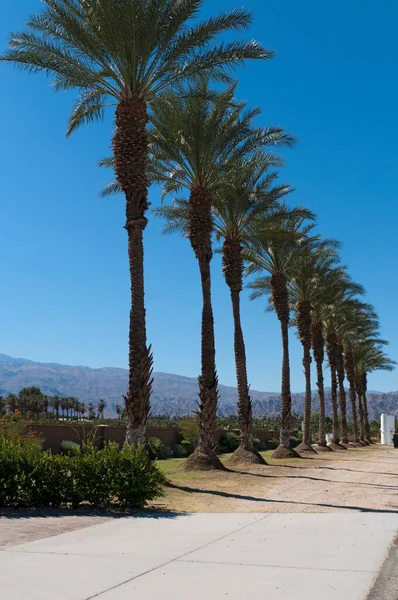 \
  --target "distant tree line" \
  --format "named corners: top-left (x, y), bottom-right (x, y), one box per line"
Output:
top-left (0, 387), bottom-right (107, 421)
